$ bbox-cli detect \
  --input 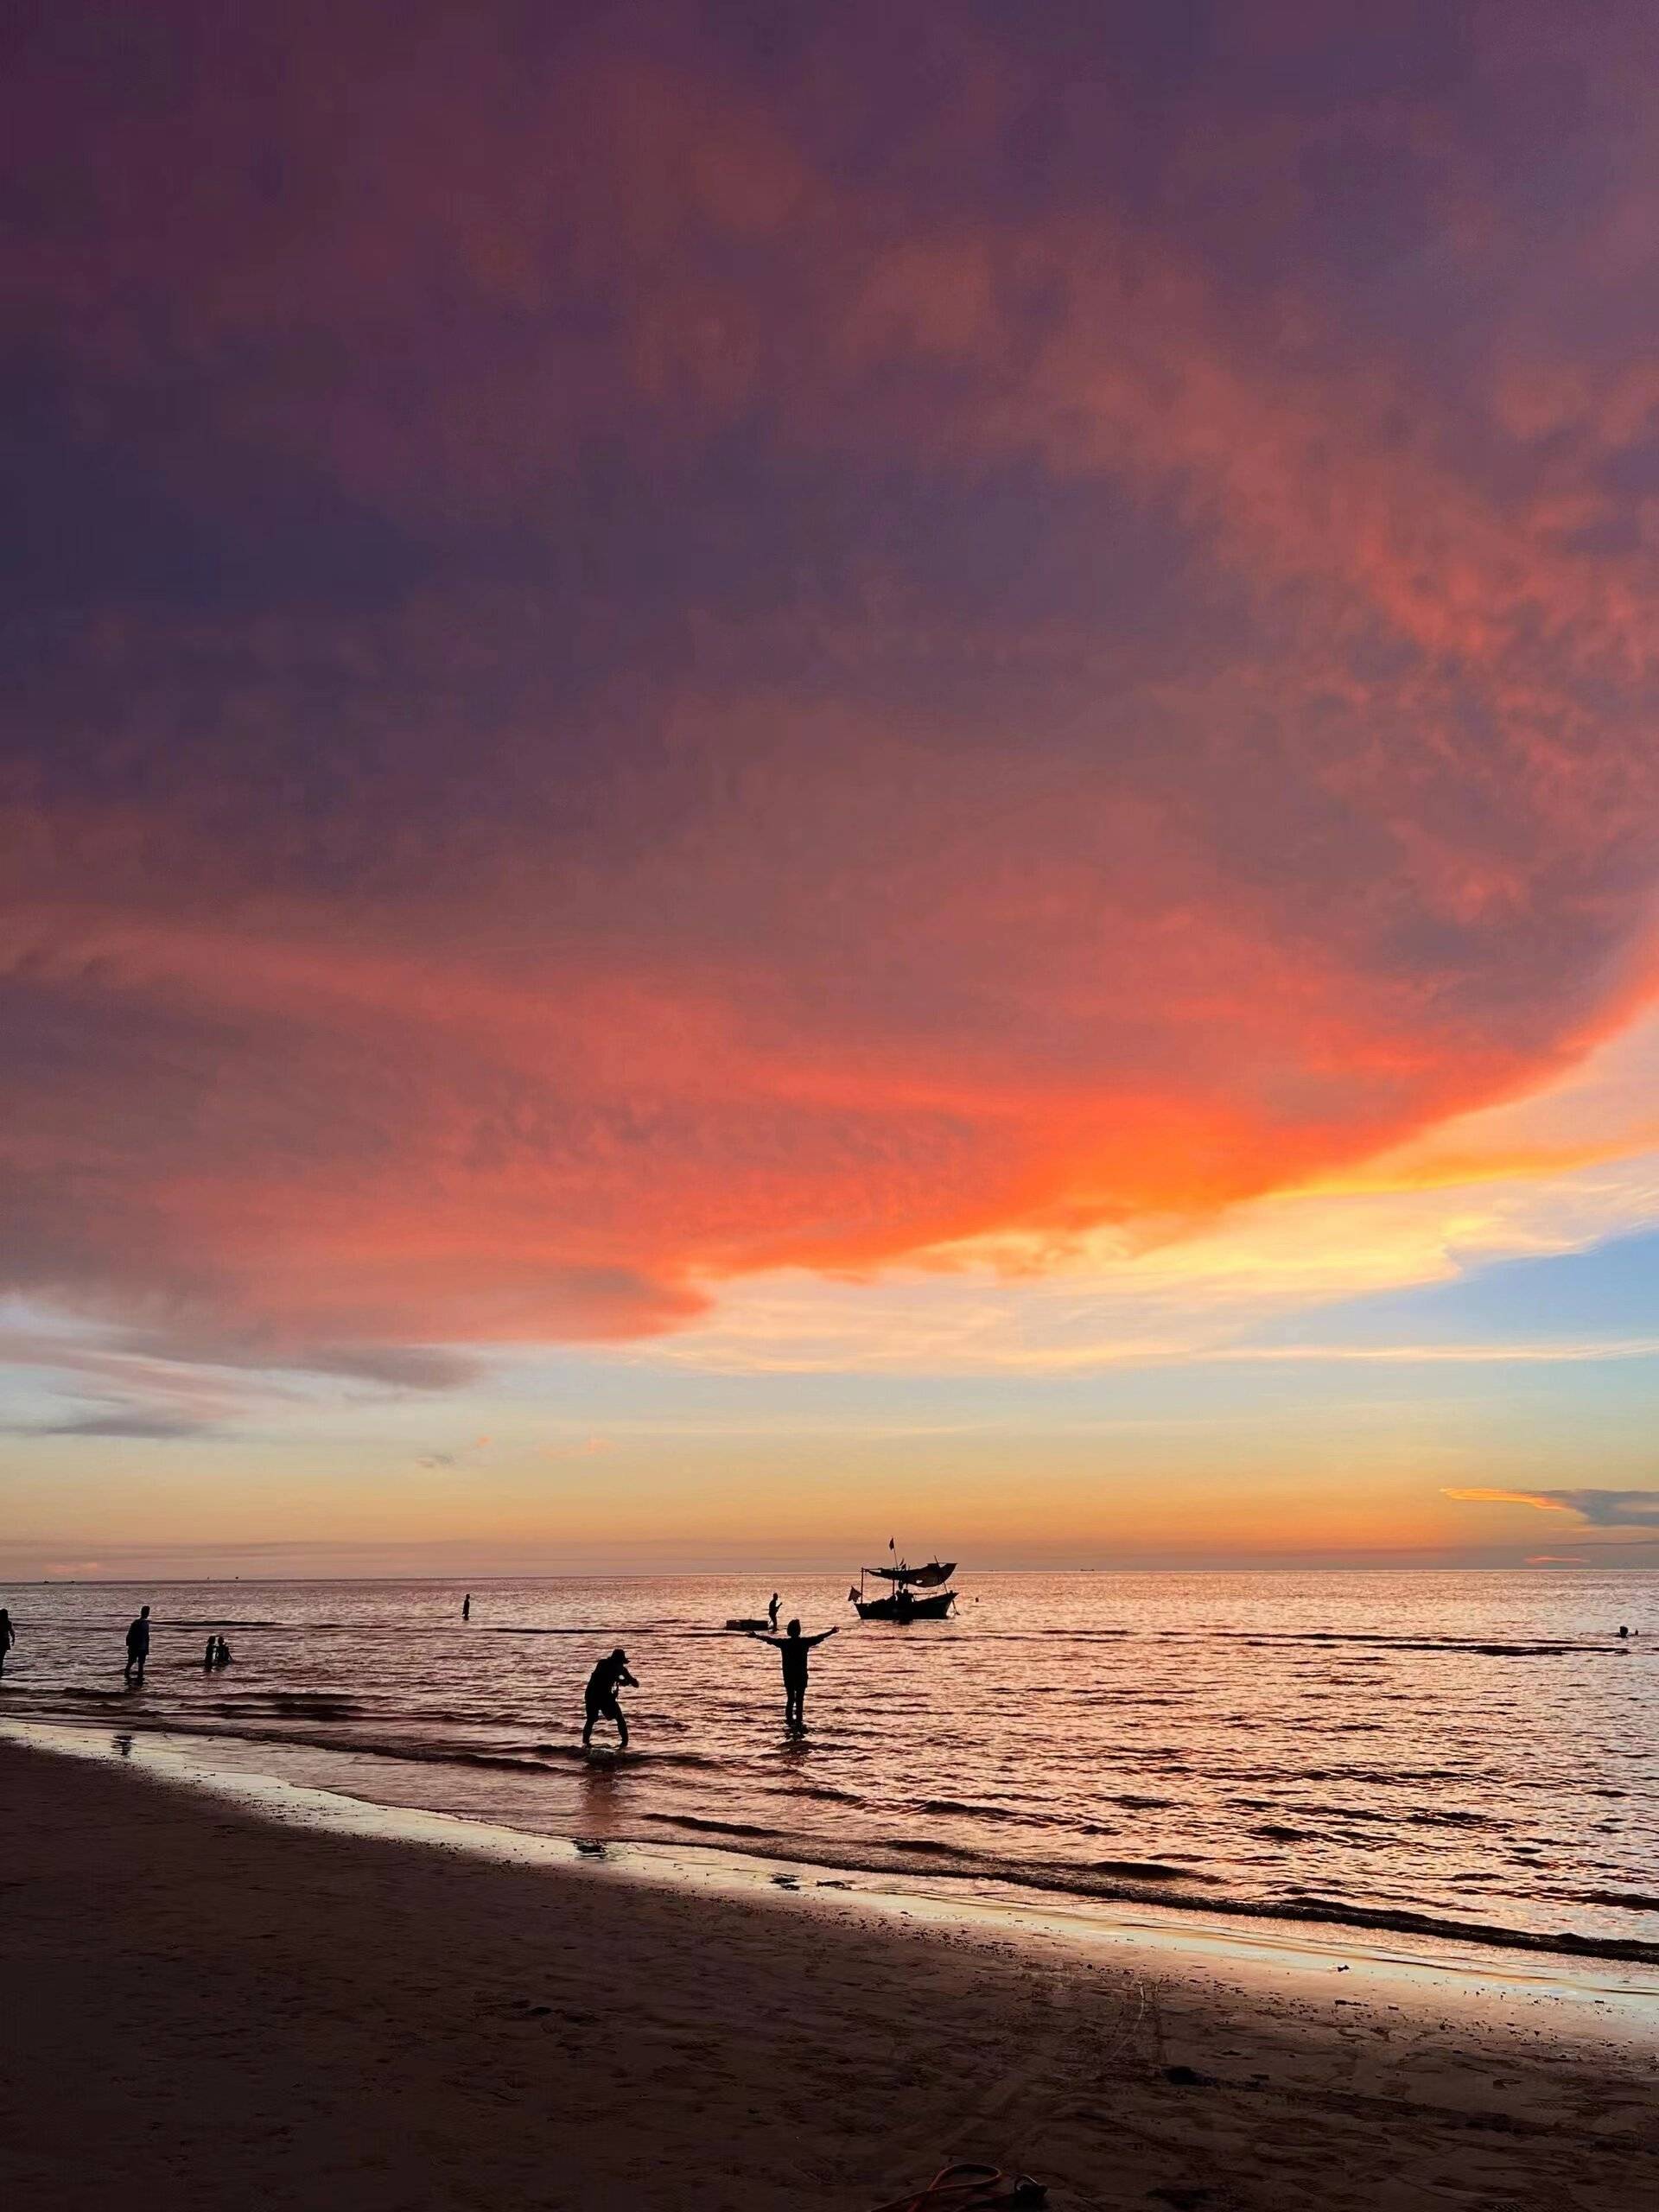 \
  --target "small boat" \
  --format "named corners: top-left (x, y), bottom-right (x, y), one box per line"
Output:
top-left (849, 1556), bottom-right (958, 1622)
top-left (724, 1616), bottom-right (771, 1632)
